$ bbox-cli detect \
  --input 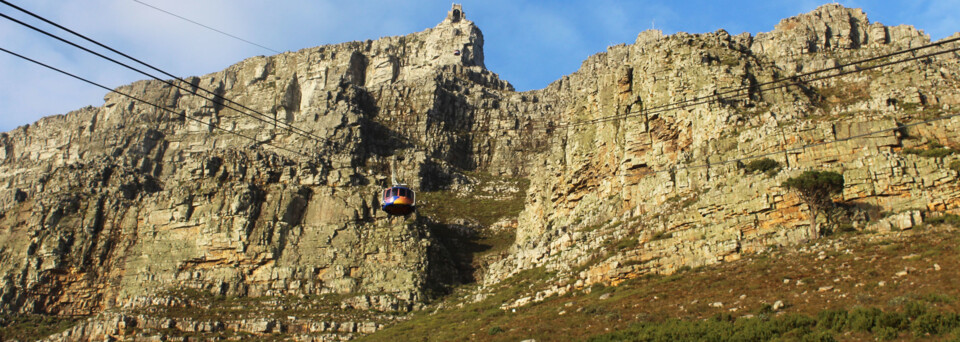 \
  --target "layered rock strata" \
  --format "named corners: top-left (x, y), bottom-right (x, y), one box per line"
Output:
top-left (1, 3), bottom-right (959, 340)
top-left (486, 4), bottom-right (960, 301)
top-left (0, 7), bottom-right (545, 331)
